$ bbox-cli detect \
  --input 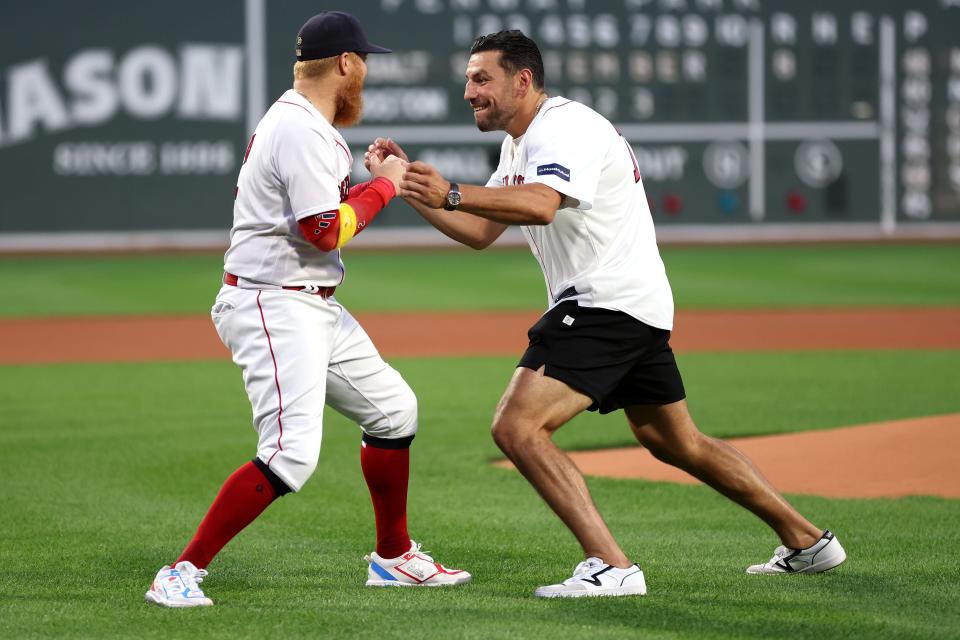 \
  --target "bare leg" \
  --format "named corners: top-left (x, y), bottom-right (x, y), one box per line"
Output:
top-left (626, 400), bottom-right (822, 549)
top-left (492, 367), bottom-right (632, 568)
